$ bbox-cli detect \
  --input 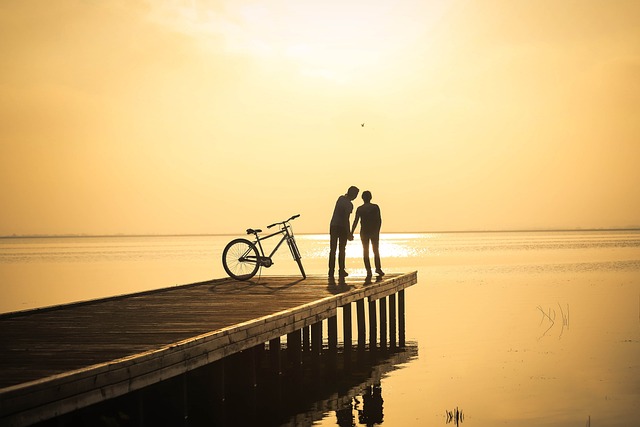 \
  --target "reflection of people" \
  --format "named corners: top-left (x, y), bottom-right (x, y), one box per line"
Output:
top-left (329, 186), bottom-right (359, 279)
top-left (358, 384), bottom-right (384, 426)
top-left (336, 399), bottom-right (355, 427)
top-left (350, 191), bottom-right (384, 278)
